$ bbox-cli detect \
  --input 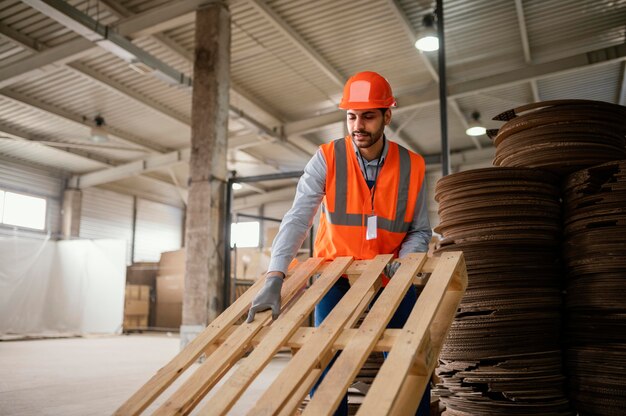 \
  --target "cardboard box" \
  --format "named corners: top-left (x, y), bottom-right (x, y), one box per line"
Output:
top-left (157, 274), bottom-right (184, 304)
top-left (124, 315), bottom-right (148, 330)
top-left (125, 299), bottom-right (149, 316)
top-left (126, 262), bottom-right (158, 286)
top-left (158, 249), bottom-right (185, 276)
top-left (155, 302), bottom-right (182, 329)
top-left (124, 284), bottom-right (150, 330)
top-left (233, 247), bottom-right (269, 280)
top-left (126, 284), bottom-right (150, 301)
